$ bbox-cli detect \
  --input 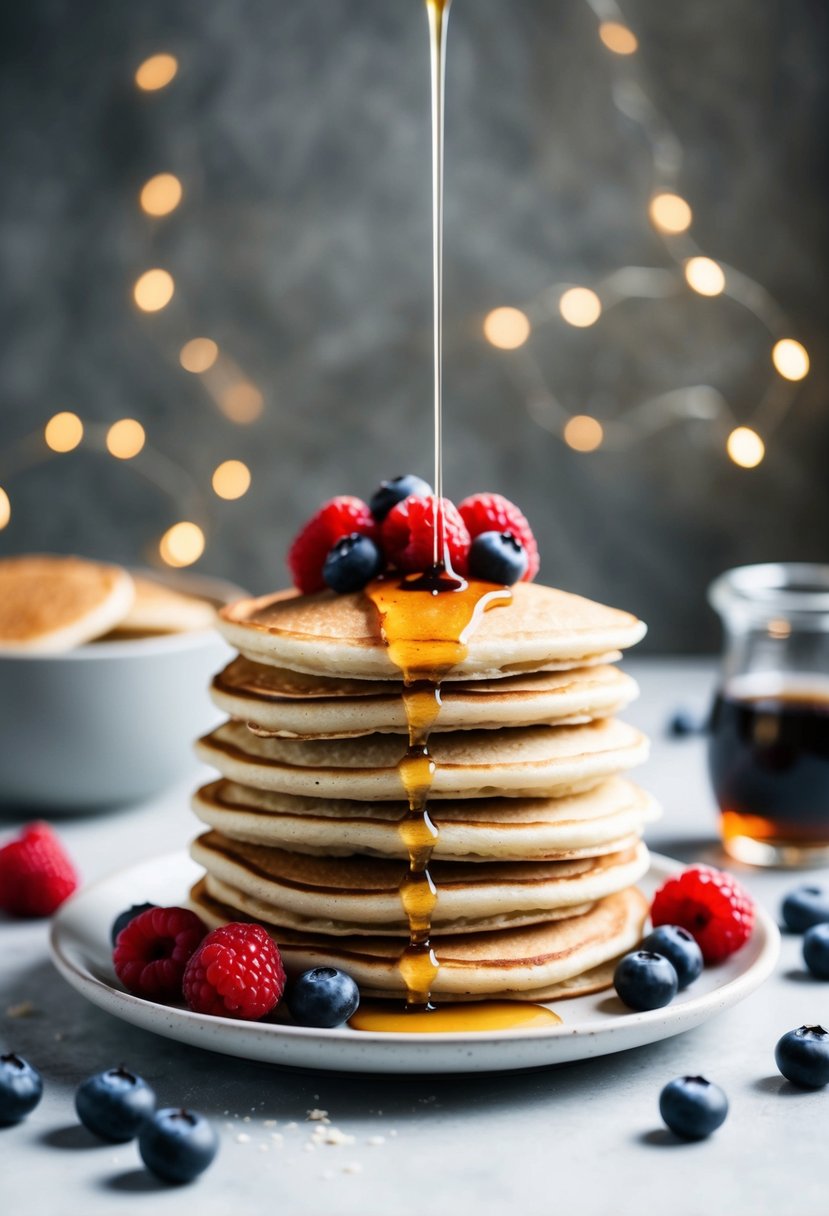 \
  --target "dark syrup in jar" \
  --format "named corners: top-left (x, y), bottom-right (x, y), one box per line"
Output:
top-left (709, 682), bottom-right (829, 847)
